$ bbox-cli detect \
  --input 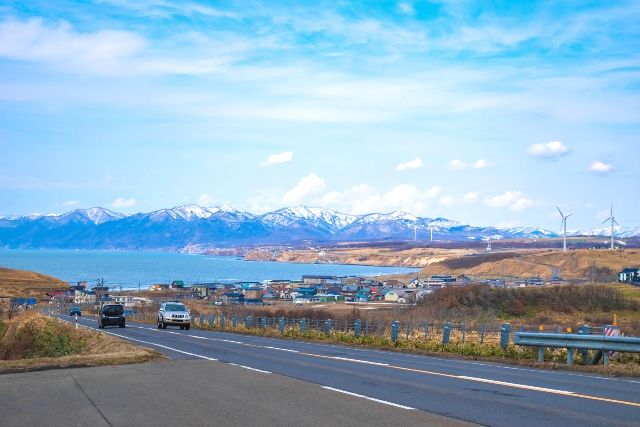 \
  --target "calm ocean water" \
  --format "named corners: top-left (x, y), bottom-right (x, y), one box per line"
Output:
top-left (0, 250), bottom-right (418, 289)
